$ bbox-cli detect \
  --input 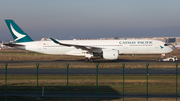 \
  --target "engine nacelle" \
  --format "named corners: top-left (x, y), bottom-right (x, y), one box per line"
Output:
top-left (103, 49), bottom-right (119, 60)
